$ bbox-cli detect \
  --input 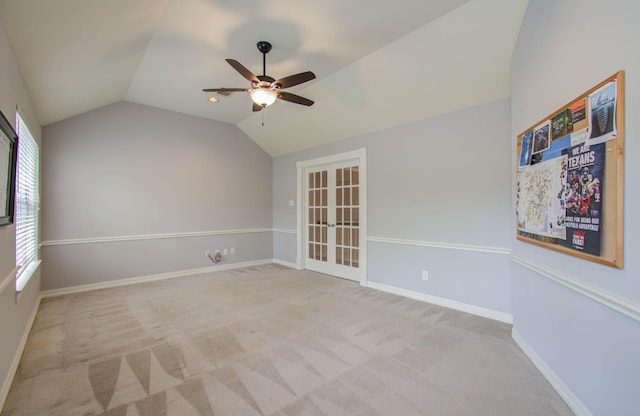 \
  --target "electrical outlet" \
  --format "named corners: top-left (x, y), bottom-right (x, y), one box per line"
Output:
top-left (223, 248), bottom-right (228, 255)
top-left (231, 247), bottom-right (235, 254)
top-left (422, 270), bottom-right (429, 281)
